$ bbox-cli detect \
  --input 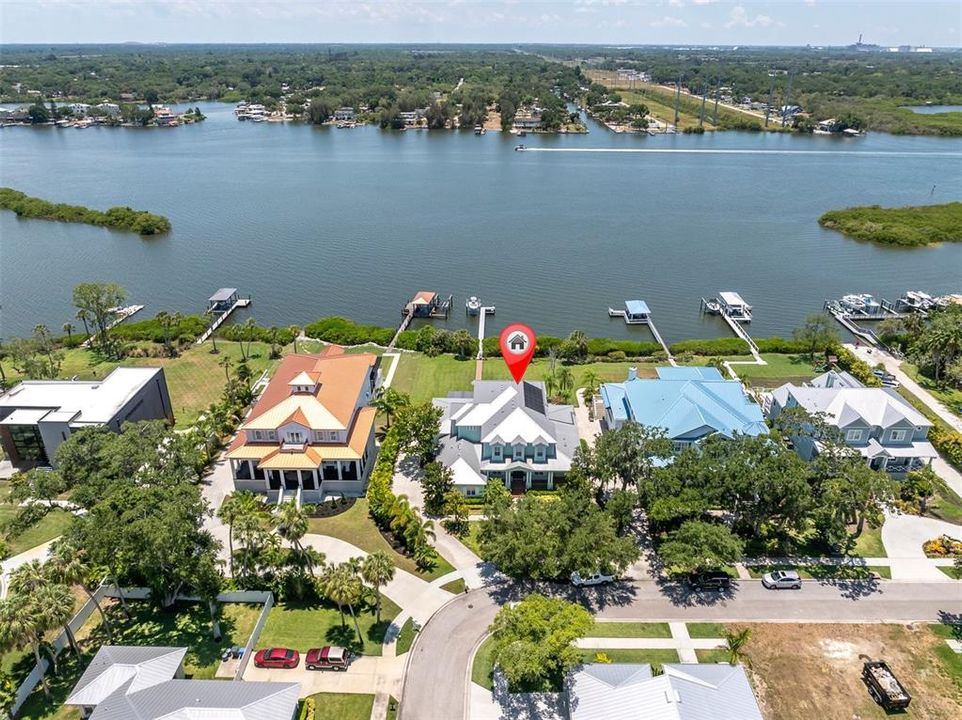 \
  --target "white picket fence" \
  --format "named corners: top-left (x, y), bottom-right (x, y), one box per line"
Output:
top-left (10, 586), bottom-right (274, 716)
